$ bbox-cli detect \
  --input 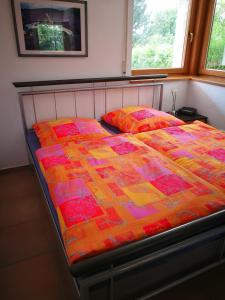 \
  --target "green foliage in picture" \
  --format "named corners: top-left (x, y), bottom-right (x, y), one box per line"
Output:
top-left (37, 24), bottom-right (64, 51)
